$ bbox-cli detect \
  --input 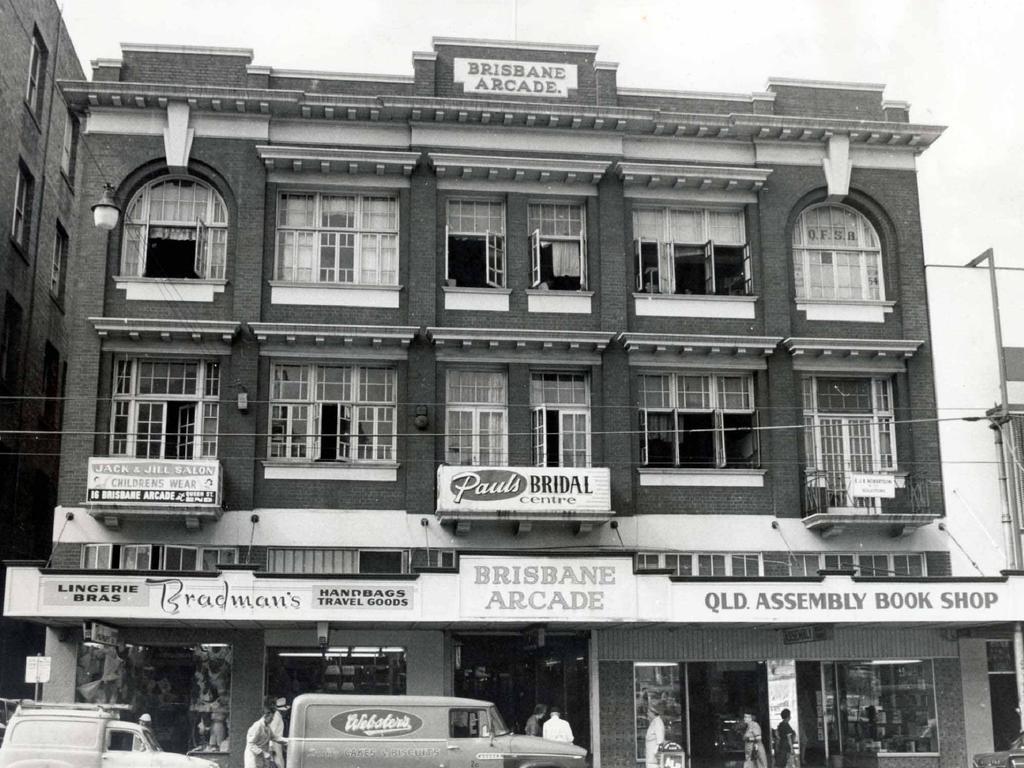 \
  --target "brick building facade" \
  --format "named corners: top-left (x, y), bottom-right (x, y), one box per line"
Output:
top-left (4, 35), bottom-right (1015, 768)
top-left (0, 0), bottom-right (84, 697)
